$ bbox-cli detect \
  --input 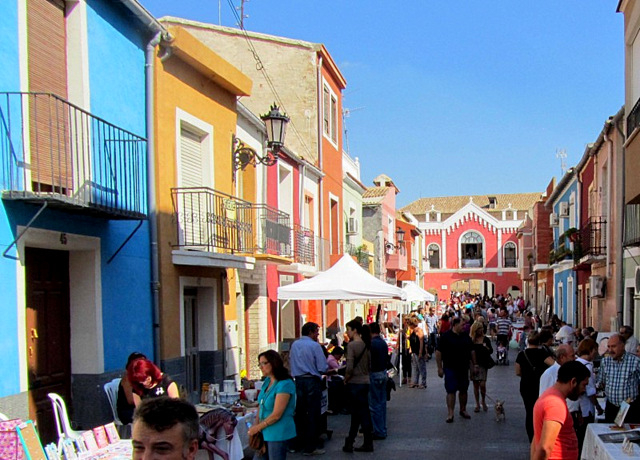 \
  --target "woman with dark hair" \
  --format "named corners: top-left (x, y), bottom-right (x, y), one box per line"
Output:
top-left (247, 350), bottom-right (296, 460)
top-left (515, 331), bottom-right (555, 442)
top-left (128, 358), bottom-right (179, 406)
top-left (470, 321), bottom-right (493, 412)
top-left (116, 352), bottom-right (146, 424)
top-left (342, 320), bottom-right (373, 453)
